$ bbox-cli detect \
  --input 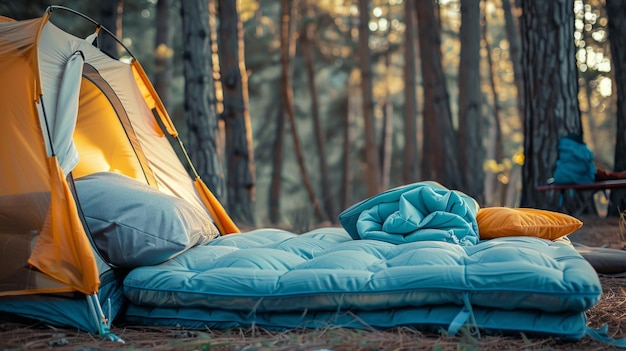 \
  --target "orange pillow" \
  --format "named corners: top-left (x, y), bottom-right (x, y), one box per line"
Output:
top-left (477, 207), bottom-right (583, 240)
